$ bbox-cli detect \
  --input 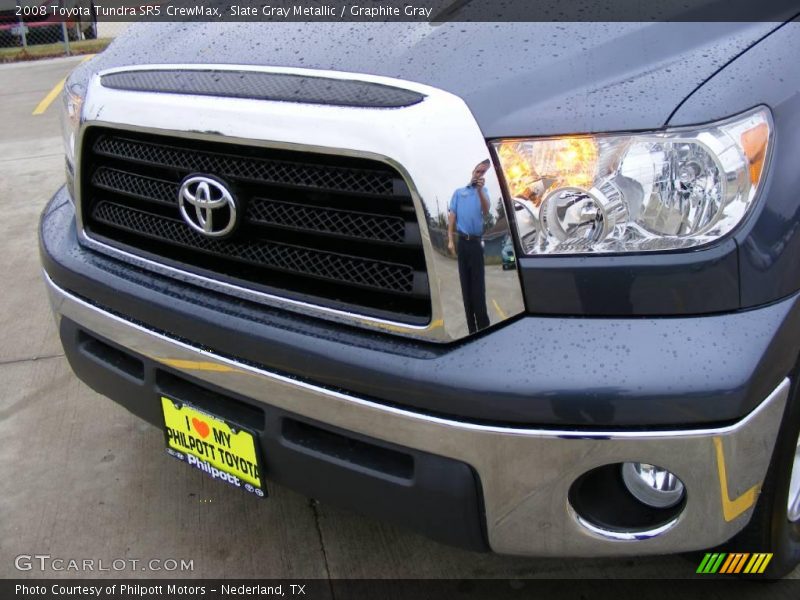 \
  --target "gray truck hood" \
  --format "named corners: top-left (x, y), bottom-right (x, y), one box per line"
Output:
top-left (80, 21), bottom-right (779, 137)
